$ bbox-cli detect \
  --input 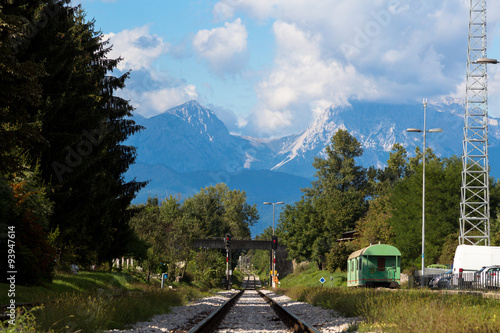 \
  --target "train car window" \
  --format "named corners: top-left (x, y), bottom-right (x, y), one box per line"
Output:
top-left (358, 258), bottom-right (361, 270)
top-left (377, 257), bottom-right (385, 271)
